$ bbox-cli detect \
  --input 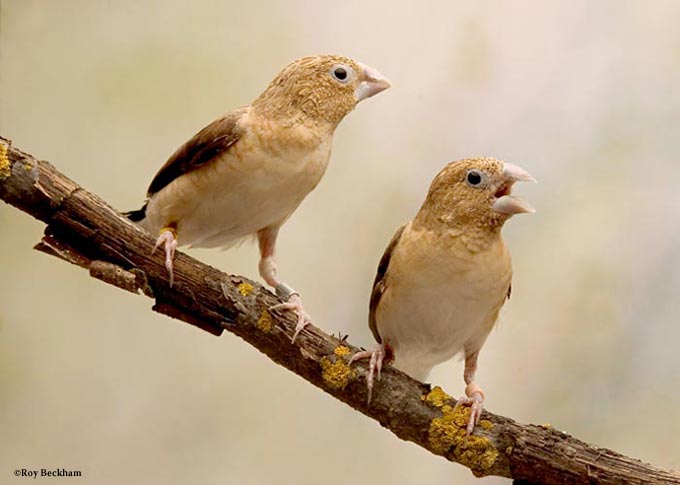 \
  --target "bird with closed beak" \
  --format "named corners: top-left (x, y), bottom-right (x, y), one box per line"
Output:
top-left (127, 55), bottom-right (391, 342)
top-left (351, 157), bottom-right (535, 433)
